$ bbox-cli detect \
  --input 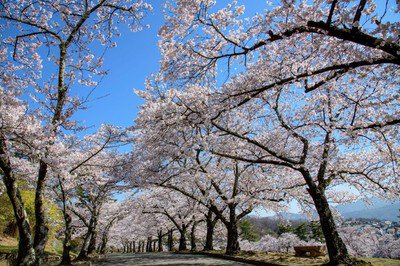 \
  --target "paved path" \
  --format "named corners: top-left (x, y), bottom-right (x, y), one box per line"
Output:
top-left (93, 253), bottom-right (251, 266)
